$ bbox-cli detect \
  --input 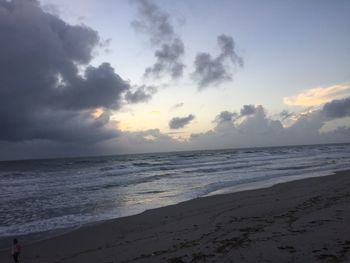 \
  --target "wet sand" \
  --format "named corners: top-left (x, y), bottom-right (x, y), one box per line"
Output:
top-left (1, 170), bottom-right (350, 262)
